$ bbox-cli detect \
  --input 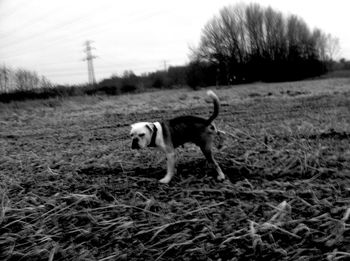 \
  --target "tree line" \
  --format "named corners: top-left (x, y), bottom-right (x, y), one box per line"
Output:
top-left (0, 66), bottom-right (53, 93)
top-left (190, 3), bottom-right (339, 85)
top-left (0, 3), bottom-right (343, 102)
